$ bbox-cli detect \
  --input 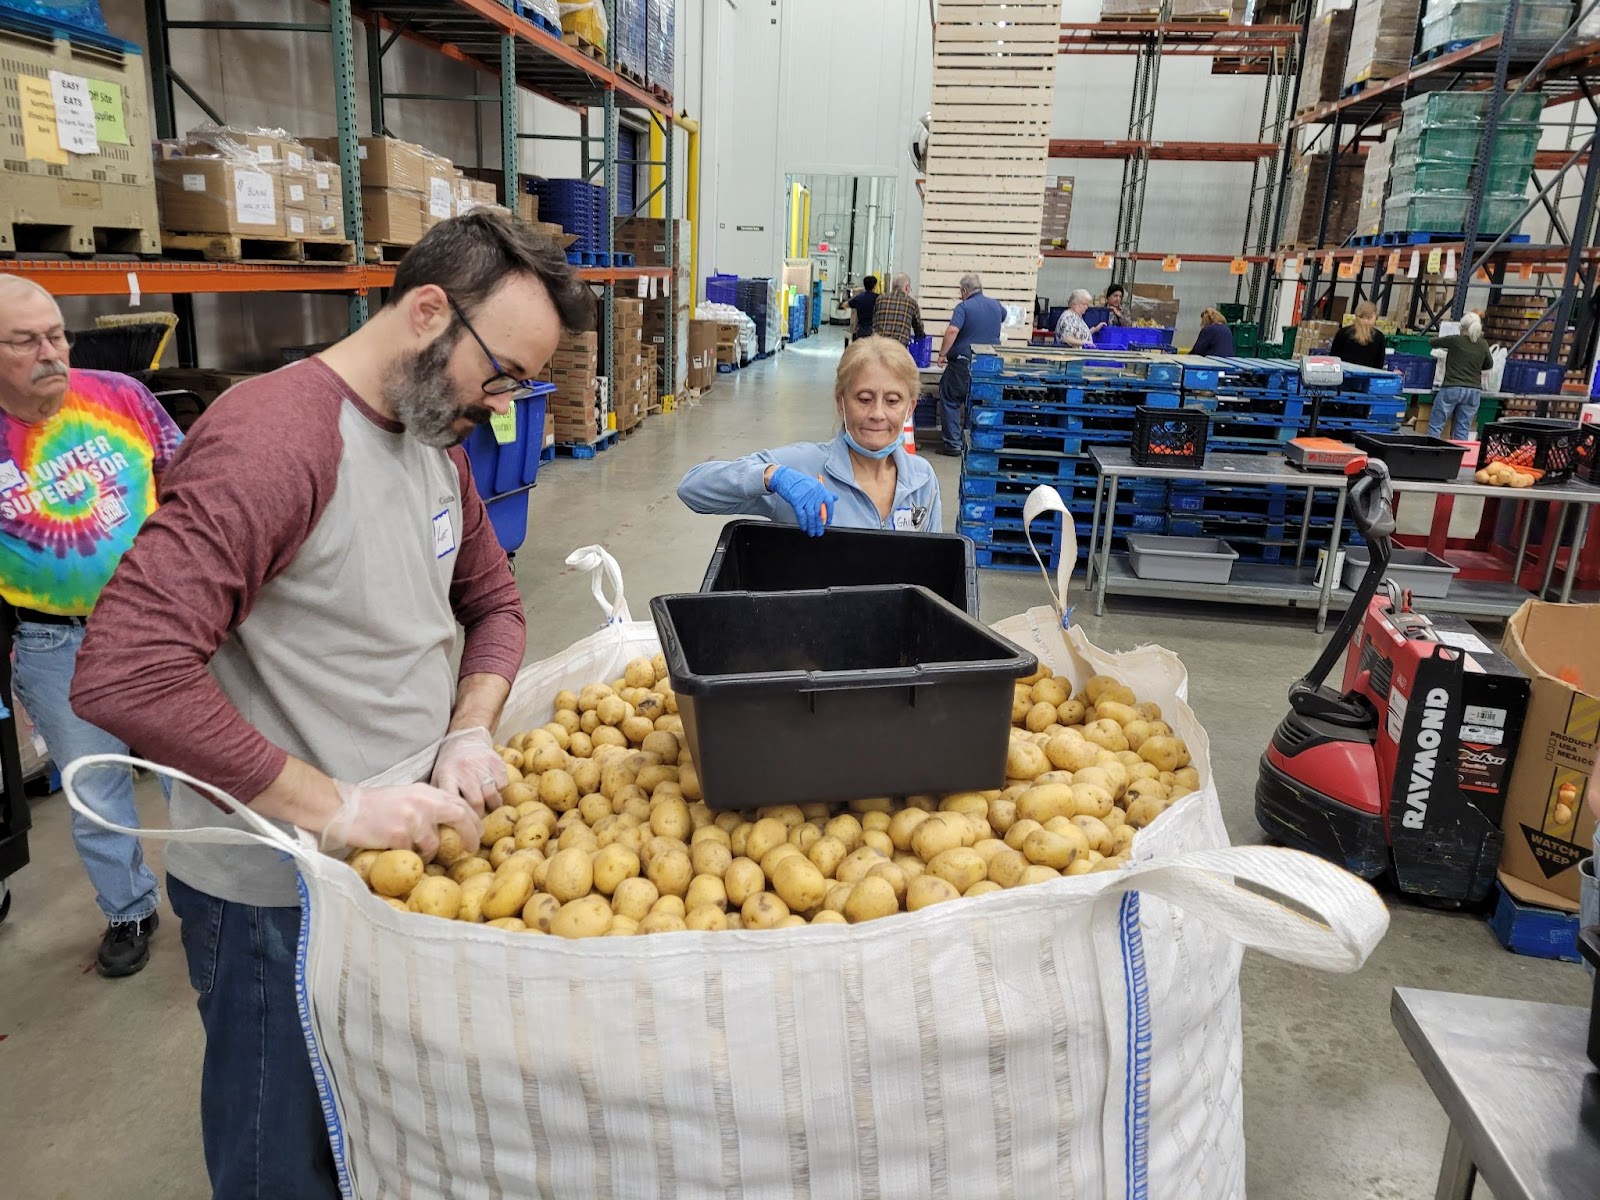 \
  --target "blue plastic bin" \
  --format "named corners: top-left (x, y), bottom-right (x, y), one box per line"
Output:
top-left (1501, 358), bottom-right (1565, 396)
top-left (485, 491), bottom-right (530, 555)
top-left (1387, 352), bottom-right (1437, 391)
top-left (910, 336), bottom-right (934, 368)
top-left (464, 383), bottom-right (554, 497)
top-left (1094, 326), bottom-right (1171, 351)
top-left (706, 274), bottom-right (738, 306)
